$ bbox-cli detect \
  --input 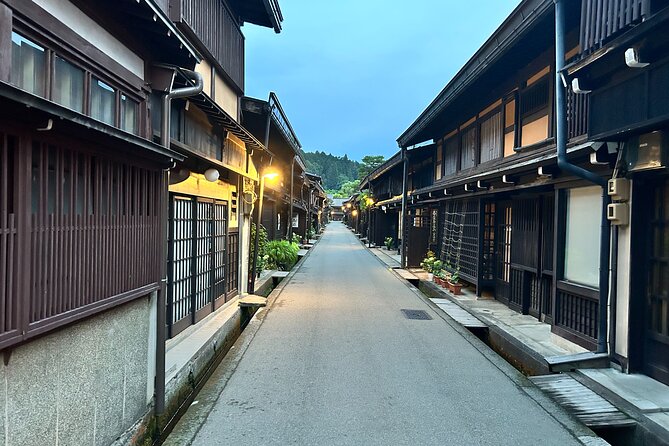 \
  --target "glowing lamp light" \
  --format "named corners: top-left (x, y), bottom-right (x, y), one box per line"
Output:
top-left (352, 210), bottom-right (358, 217)
top-left (341, 206), bottom-right (346, 211)
top-left (366, 197), bottom-right (375, 206)
top-left (262, 167), bottom-right (280, 181)
top-left (204, 168), bottom-right (220, 182)
top-left (346, 203), bottom-right (352, 209)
